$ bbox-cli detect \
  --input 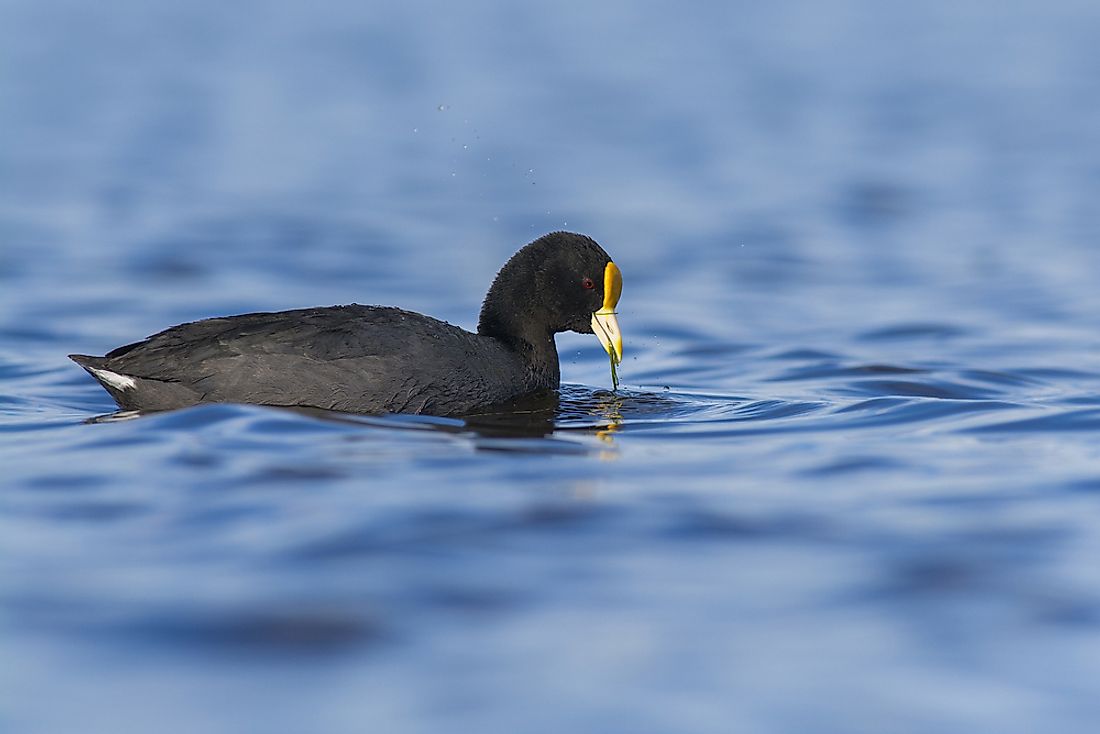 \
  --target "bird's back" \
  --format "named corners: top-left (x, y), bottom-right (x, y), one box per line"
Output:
top-left (71, 305), bottom-right (546, 415)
